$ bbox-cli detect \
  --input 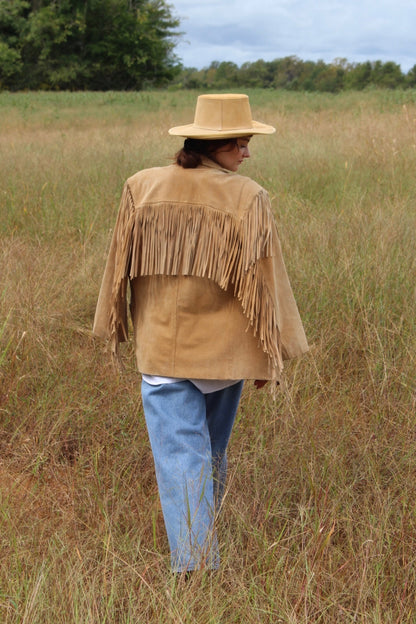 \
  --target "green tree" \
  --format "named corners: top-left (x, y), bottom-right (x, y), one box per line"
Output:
top-left (20, 1), bottom-right (87, 89)
top-left (406, 64), bottom-right (416, 88)
top-left (239, 59), bottom-right (274, 88)
top-left (0, 0), bottom-right (181, 90)
top-left (83, 0), bottom-right (180, 89)
top-left (212, 61), bottom-right (239, 88)
top-left (0, 0), bottom-right (29, 87)
top-left (312, 59), bottom-right (346, 93)
top-left (295, 60), bottom-right (320, 91)
top-left (344, 61), bottom-right (373, 90)
top-left (172, 65), bottom-right (204, 89)
top-left (203, 61), bottom-right (220, 88)
top-left (370, 60), bottom-right (404, 89)
top-left (272, 56), bottom-right (305, 90)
